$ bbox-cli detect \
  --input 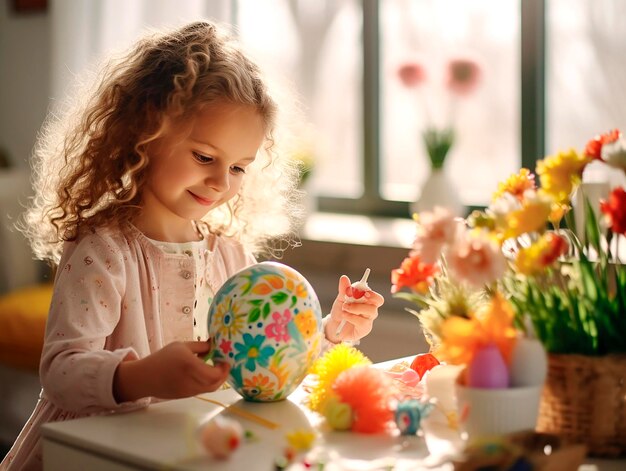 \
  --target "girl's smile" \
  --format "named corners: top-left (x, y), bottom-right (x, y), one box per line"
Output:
top-left (187, 190), bottom-right (216, 207)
